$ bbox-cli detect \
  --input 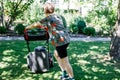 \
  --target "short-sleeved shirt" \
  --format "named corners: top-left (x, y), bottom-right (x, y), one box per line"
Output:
top-left (40, 14), bottom-right (70, 47)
